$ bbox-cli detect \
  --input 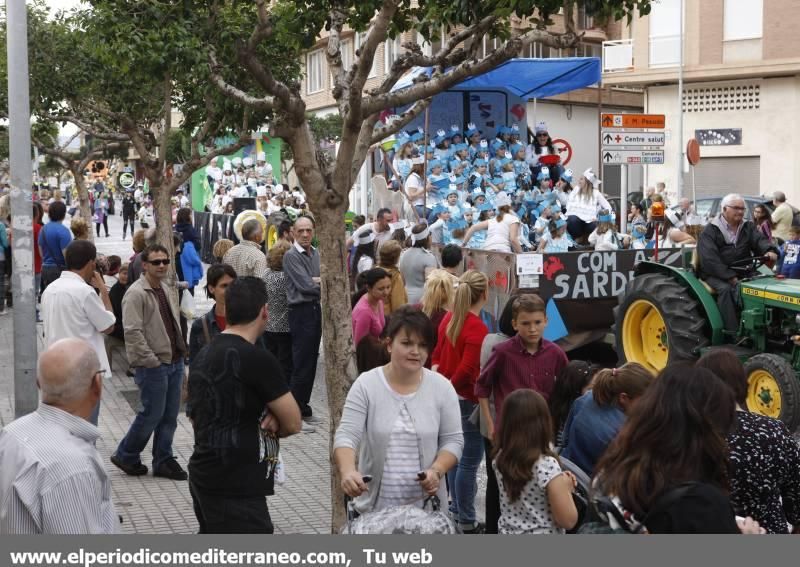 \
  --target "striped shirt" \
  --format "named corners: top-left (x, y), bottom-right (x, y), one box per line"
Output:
top-left (0, 404), bottom-right (117, 534)
top-left (375, 380), bottom-right (424, 510)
